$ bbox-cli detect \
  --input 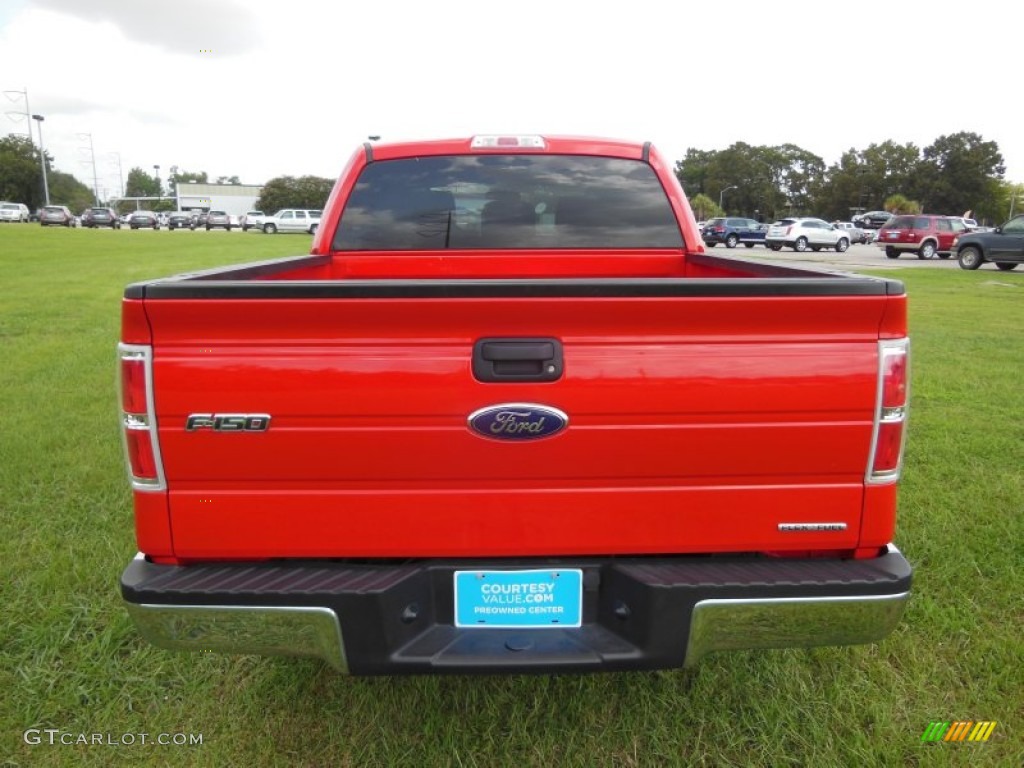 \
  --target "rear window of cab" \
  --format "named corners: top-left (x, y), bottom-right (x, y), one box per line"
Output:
top-left (333, 155), bottom-right (683, 250)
